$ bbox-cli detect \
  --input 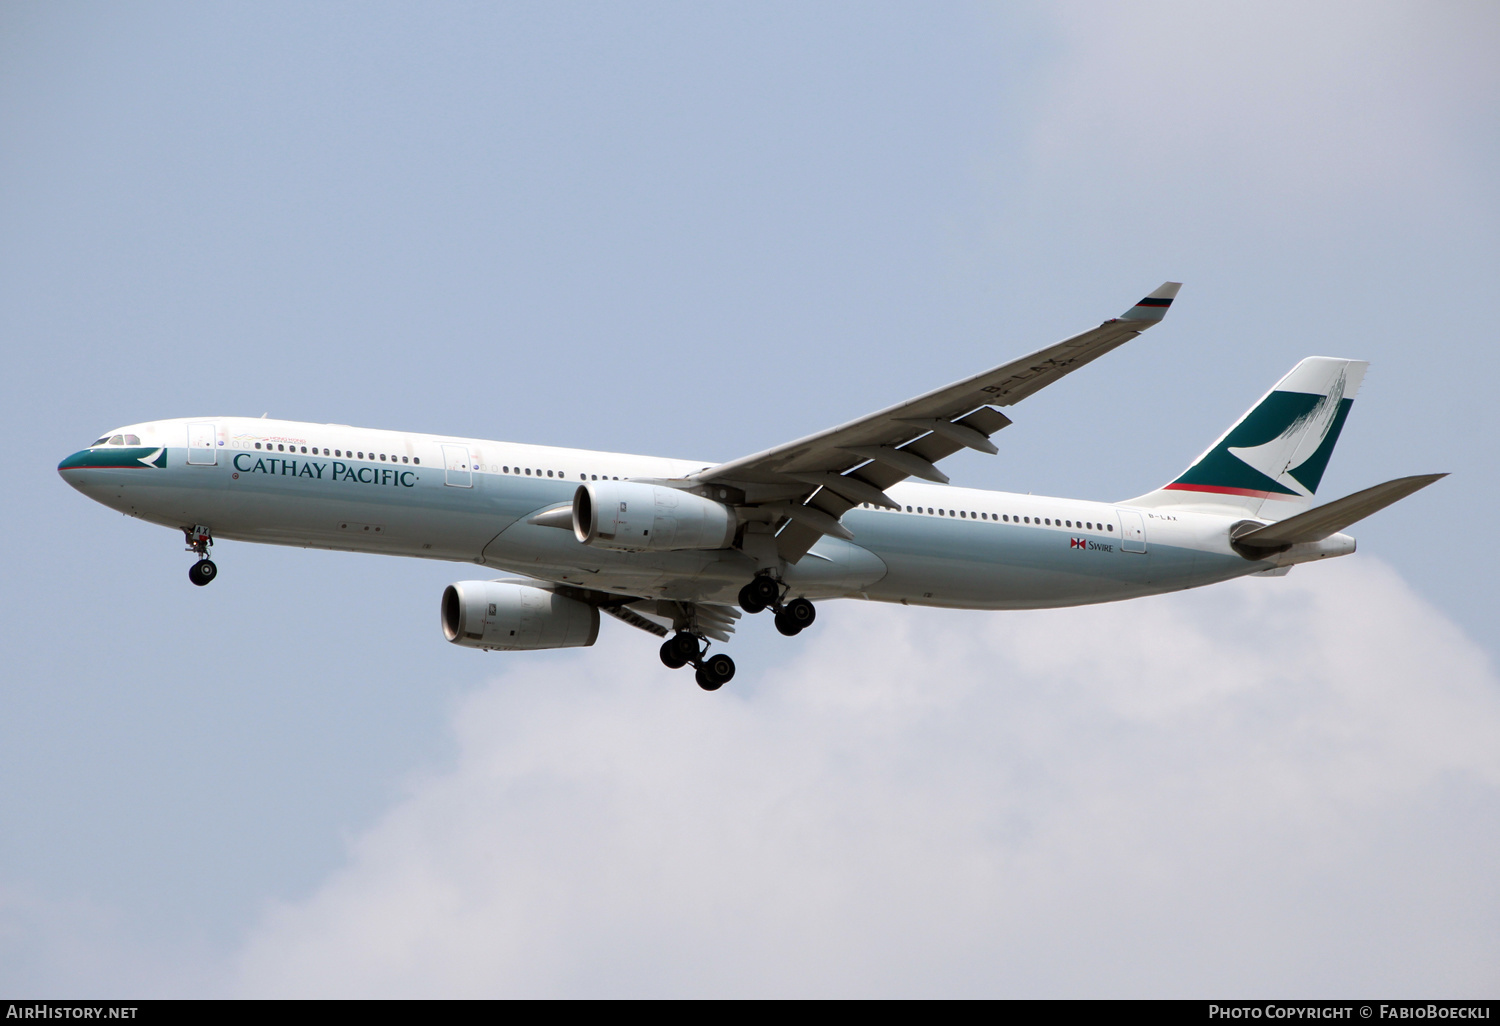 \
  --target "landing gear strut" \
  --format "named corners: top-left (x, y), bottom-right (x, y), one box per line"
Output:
top-left (659, 631), bottom-right (736, 691)
top-left (739, 574), bottom-right (816, 637)
top-left (184, 524), bottom-right (217, 587)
